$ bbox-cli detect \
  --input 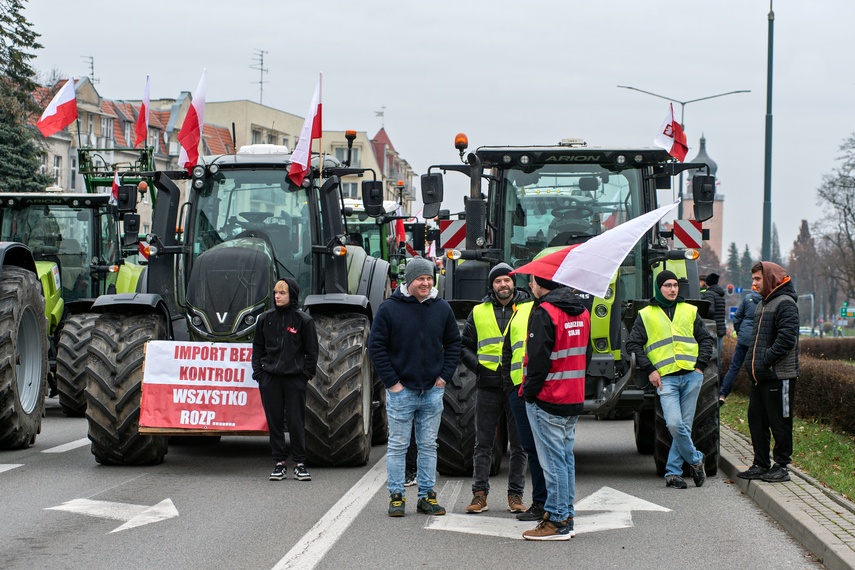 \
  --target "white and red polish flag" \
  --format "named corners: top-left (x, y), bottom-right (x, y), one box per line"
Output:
top-left (36, 79), bottom-right (78, 137)
top-left (653, 103), bottom-right (688, 162)
top-left (177, 70), bottom-right (206, 171)
top-left (134, 75), bottom-right (151, 148)
top-left (110, 170), bottom-right (119, 206)
top-left (288, 74), bottom-right (323, 187)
